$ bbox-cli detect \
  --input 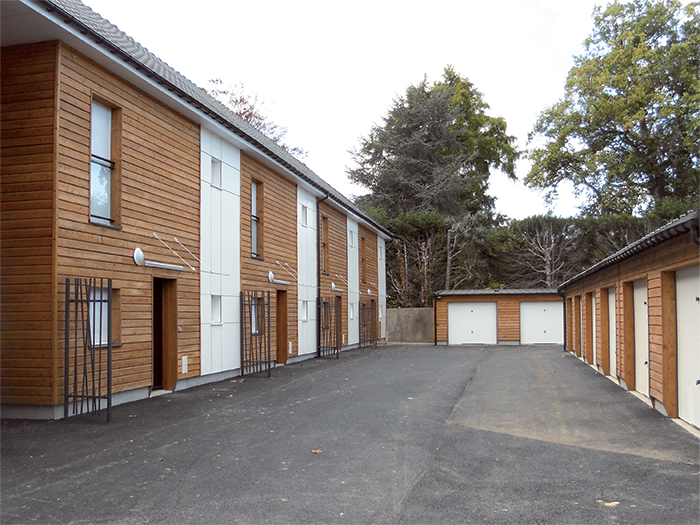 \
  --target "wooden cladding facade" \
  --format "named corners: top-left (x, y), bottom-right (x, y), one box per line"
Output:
top-left (1, 42), bottom-right (58, 405)
top-left (434, 292), bottom-right (562, 344)
top-left (240, 153), bottom-right (298, 361)
top-left (2, 36), bottom-right (388, 415)
top-left (560, 233), bottom-right (698, 418)
top-left (319, 202), bottom-right (349, 345)
top-left (1, 41), bottom-right (201, 407)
